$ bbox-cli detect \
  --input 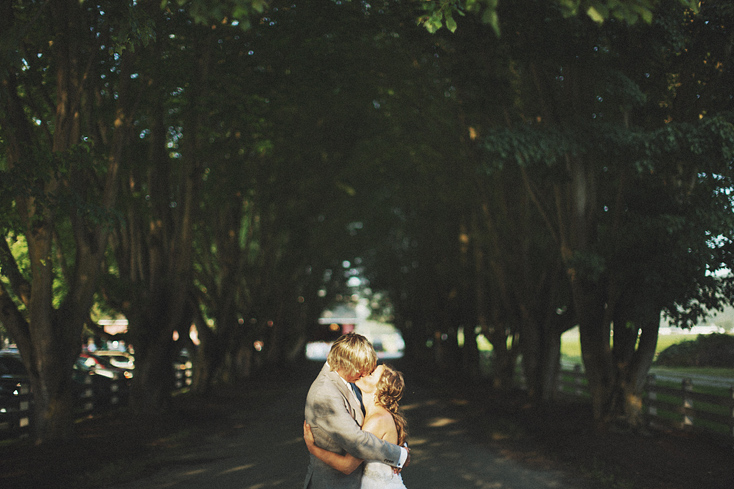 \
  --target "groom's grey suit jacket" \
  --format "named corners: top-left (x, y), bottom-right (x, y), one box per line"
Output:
top-left (303, 362), bottom-right (401, 489)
